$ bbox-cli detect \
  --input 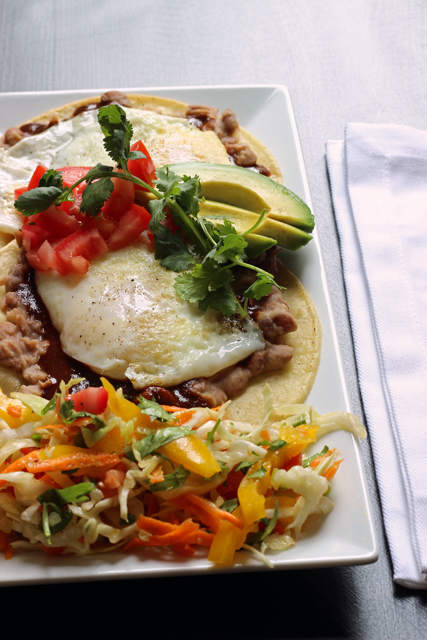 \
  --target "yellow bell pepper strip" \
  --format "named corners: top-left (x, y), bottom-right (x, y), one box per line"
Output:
top-left (238, 424), bottom-right (319, 525)
top-left (90, 425), bottom-right (124, 455)
top-left (208, 506), bottom-right (255, 566)
top-left (158, 434), bottom-right (221, 478)
top-left (101, 377), bottom-right (151, 428)
top-left (0, 389), bottom-right (38, 429)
